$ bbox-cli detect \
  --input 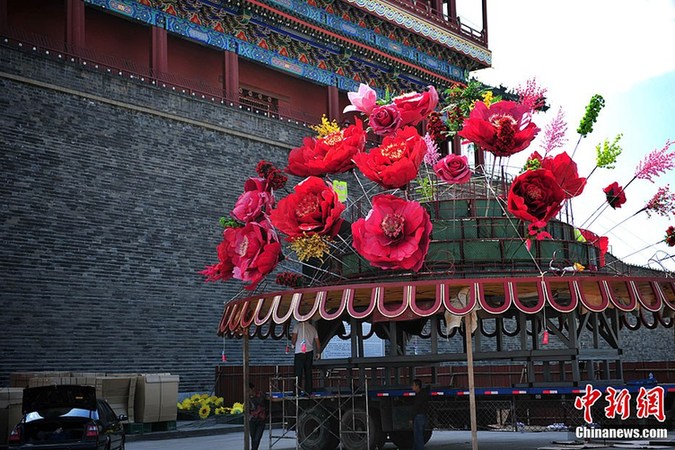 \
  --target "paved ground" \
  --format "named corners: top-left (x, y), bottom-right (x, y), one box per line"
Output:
top-left (126, 429), bottom-right (675, 450)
